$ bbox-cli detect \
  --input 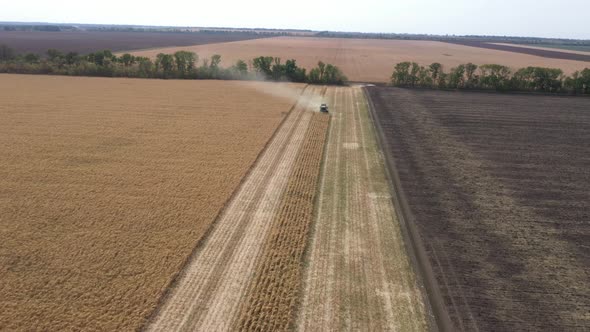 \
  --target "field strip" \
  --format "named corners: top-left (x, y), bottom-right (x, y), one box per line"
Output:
top-left (234, 111), bottom-right (330, 331)
top-left (297, 86), bottom-right (428, 331)
top-left (146, 88), bottom-right (316, 331)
